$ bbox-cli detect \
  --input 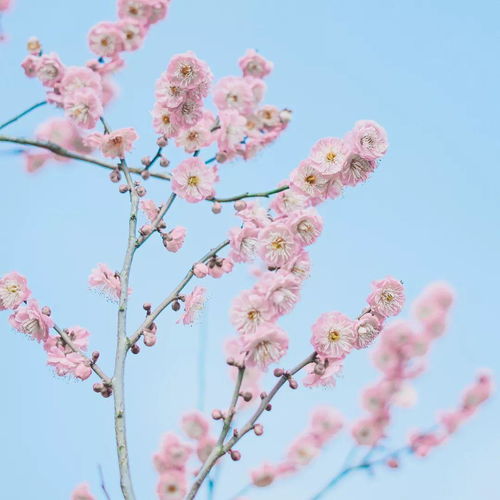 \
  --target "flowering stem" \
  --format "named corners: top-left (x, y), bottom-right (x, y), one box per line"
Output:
top-left (100, 116), bottom-right (112, 135)
top-left (310, 446), bottom-right (412, 500)
top-left (0, 134), bottom-right (172, 181)
top-left (135, 193), bottom-right (177, 248)
top-left (127, 239), bottom-right (230, 348)
top-left (0, 100), bottom-right (47, 131)
top-left (208, 185), bottom-right (289, 203)
top-left (113, 158), bottom-right (139, 500)
top-left (53, 323), bottom-right (111, 384)
top-left (186, 352), bottom-right (317, 499)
